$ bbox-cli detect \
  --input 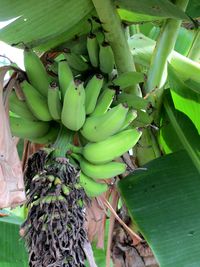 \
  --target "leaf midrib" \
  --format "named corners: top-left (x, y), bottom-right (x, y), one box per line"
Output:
top-left (164, 97), bottom-right (200, 173)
